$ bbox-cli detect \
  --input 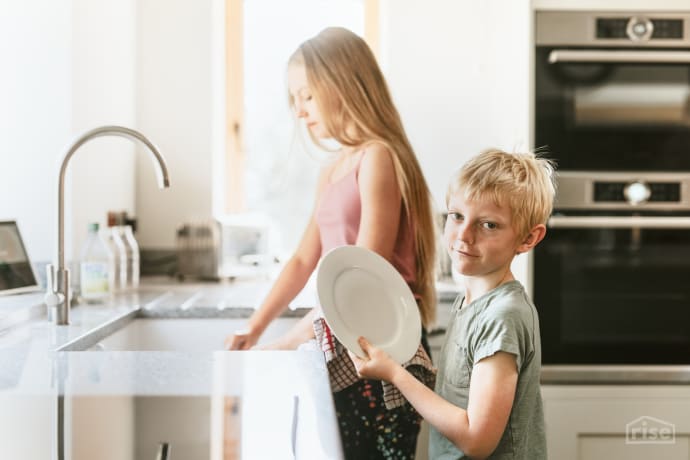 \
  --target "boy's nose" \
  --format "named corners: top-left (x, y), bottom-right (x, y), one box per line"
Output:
top-left (458, 223), bottom-right (474, 244)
